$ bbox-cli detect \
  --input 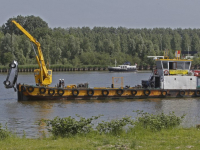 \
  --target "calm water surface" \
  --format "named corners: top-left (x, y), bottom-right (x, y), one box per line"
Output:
top-left (0, 71), bottom-right (200, 138)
